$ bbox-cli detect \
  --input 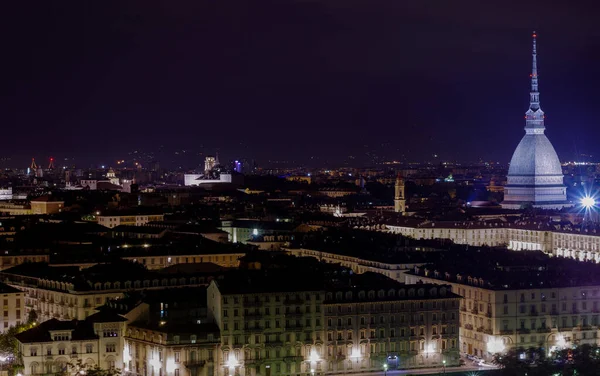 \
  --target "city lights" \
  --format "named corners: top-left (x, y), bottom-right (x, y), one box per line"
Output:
top-left (582, 196), bottom-right (596, 209)
top-left (226, 357), bottom-right (237, 369)
top-left (309, 349), bottom-right (320, 363)
top-left (487, 338), bottom-right (506, 354)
